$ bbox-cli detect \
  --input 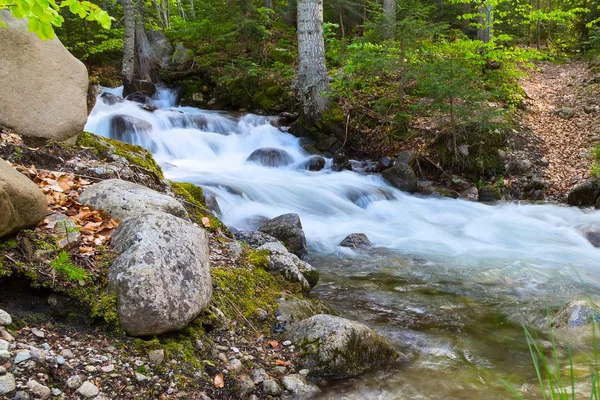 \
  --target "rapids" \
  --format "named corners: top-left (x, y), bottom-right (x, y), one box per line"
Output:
top-left (86, 87), bottom-right (600, 399)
